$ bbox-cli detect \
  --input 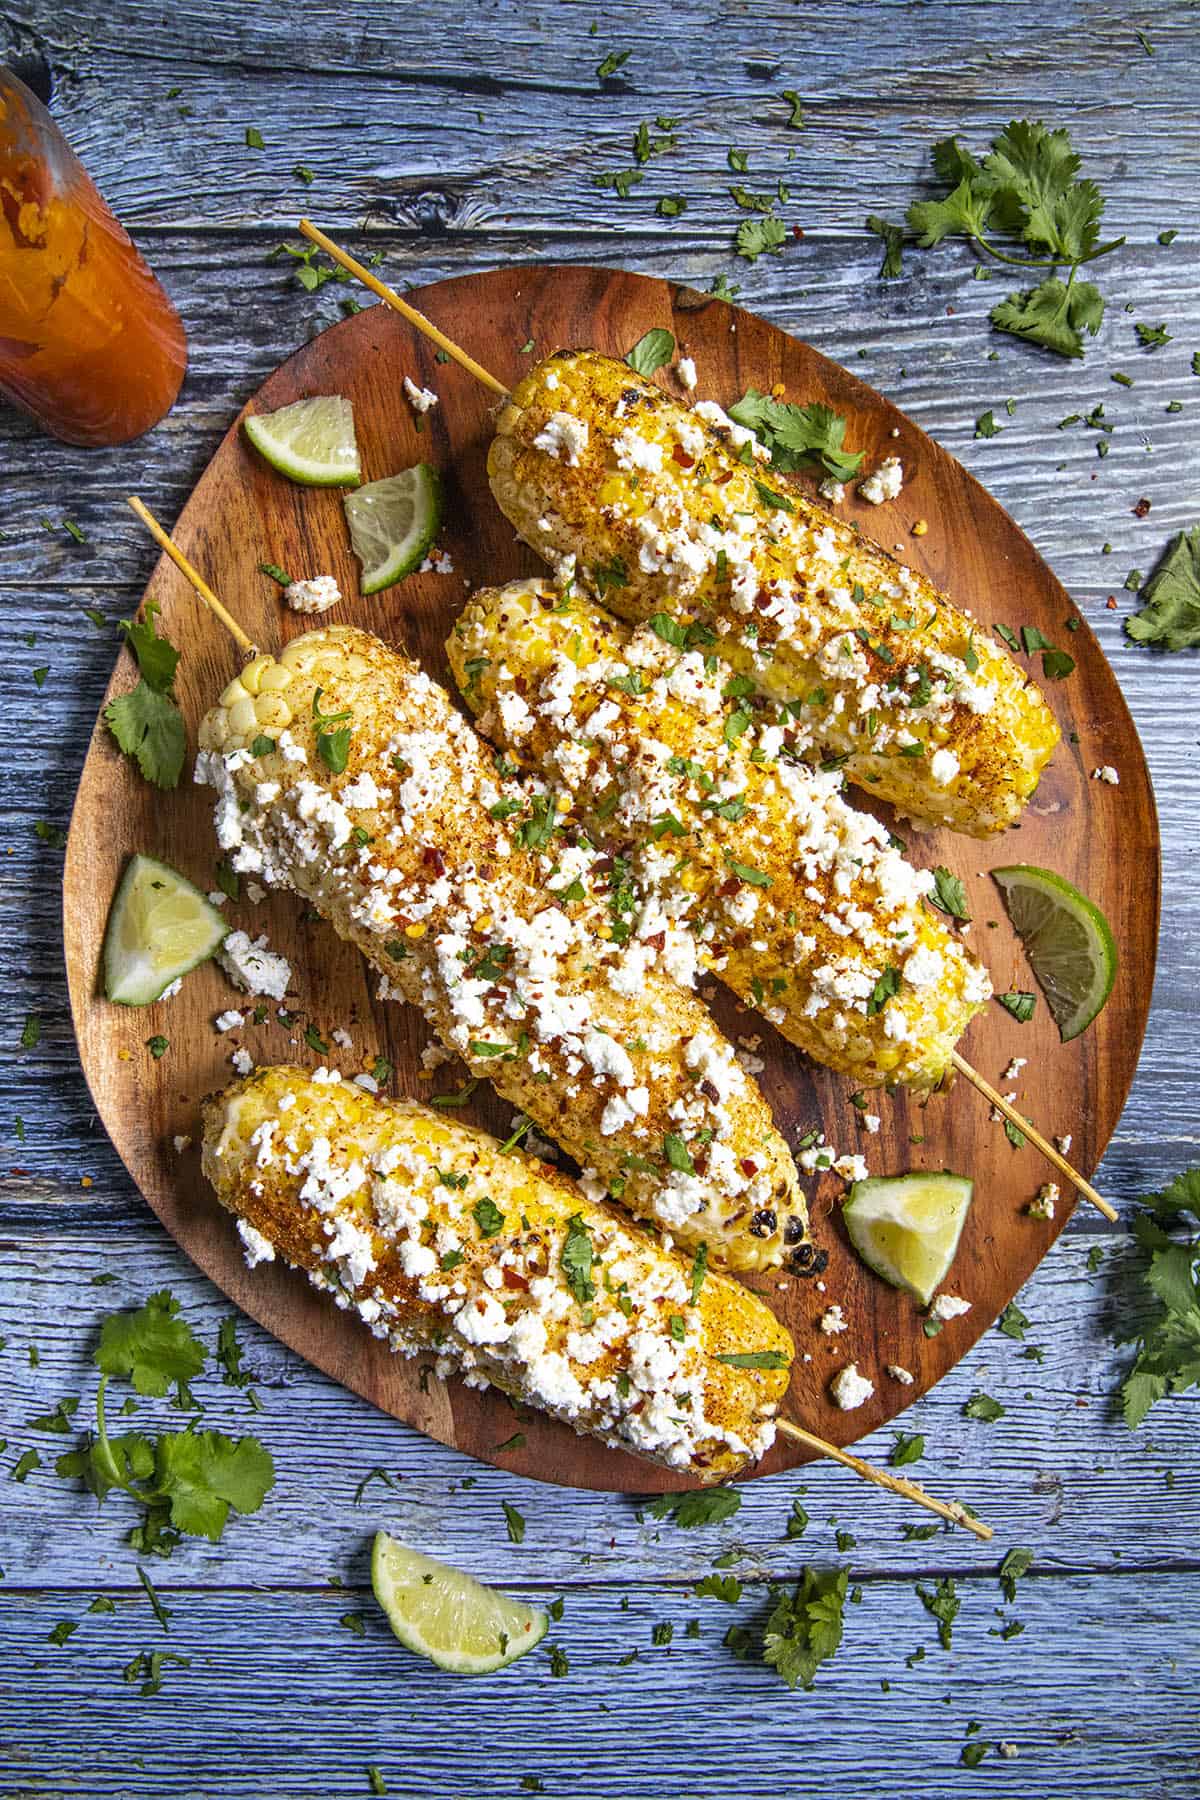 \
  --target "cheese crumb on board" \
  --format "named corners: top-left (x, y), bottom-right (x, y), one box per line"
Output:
top-left (831, 1363), bottom-right (875, 1410)
top-left (286, 576), bottom-right (342, 615)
